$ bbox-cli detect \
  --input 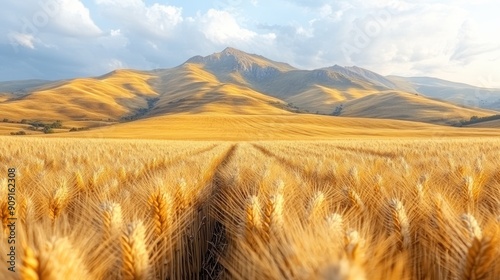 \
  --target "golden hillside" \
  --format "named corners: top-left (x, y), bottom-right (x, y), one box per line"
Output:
top-left (337, 91), bottom-right (496, 125)
top-left (1, 48), bottom-right (498, 138)
top-left (467, 119), bottom-right (500, 128)
top-left (0, 70), bottom-right (157, 121)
